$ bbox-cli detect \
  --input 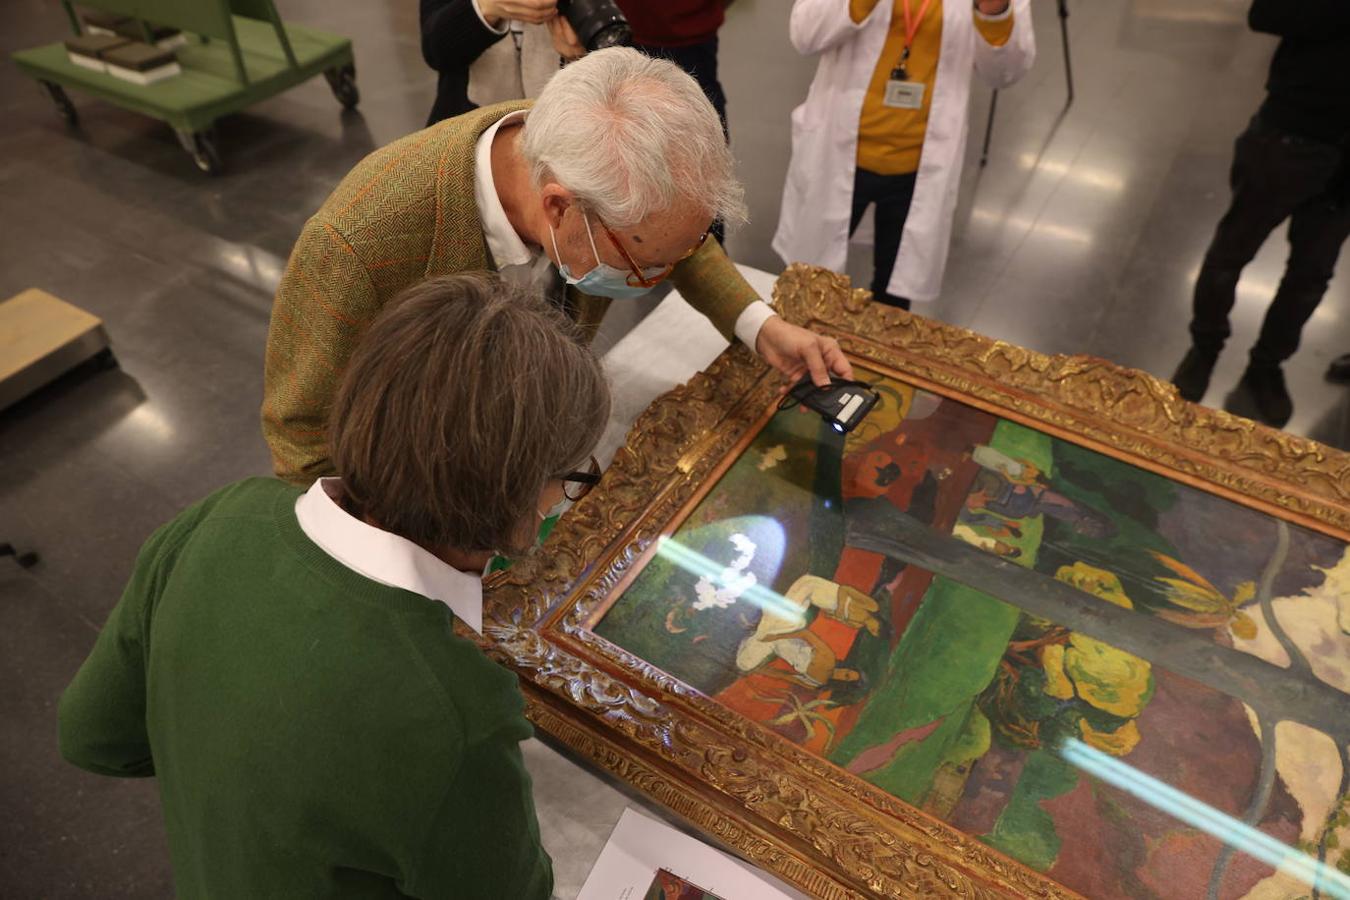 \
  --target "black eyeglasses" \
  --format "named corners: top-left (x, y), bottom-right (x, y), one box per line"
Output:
top-left (560, 455), bottom-right (602, 502)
